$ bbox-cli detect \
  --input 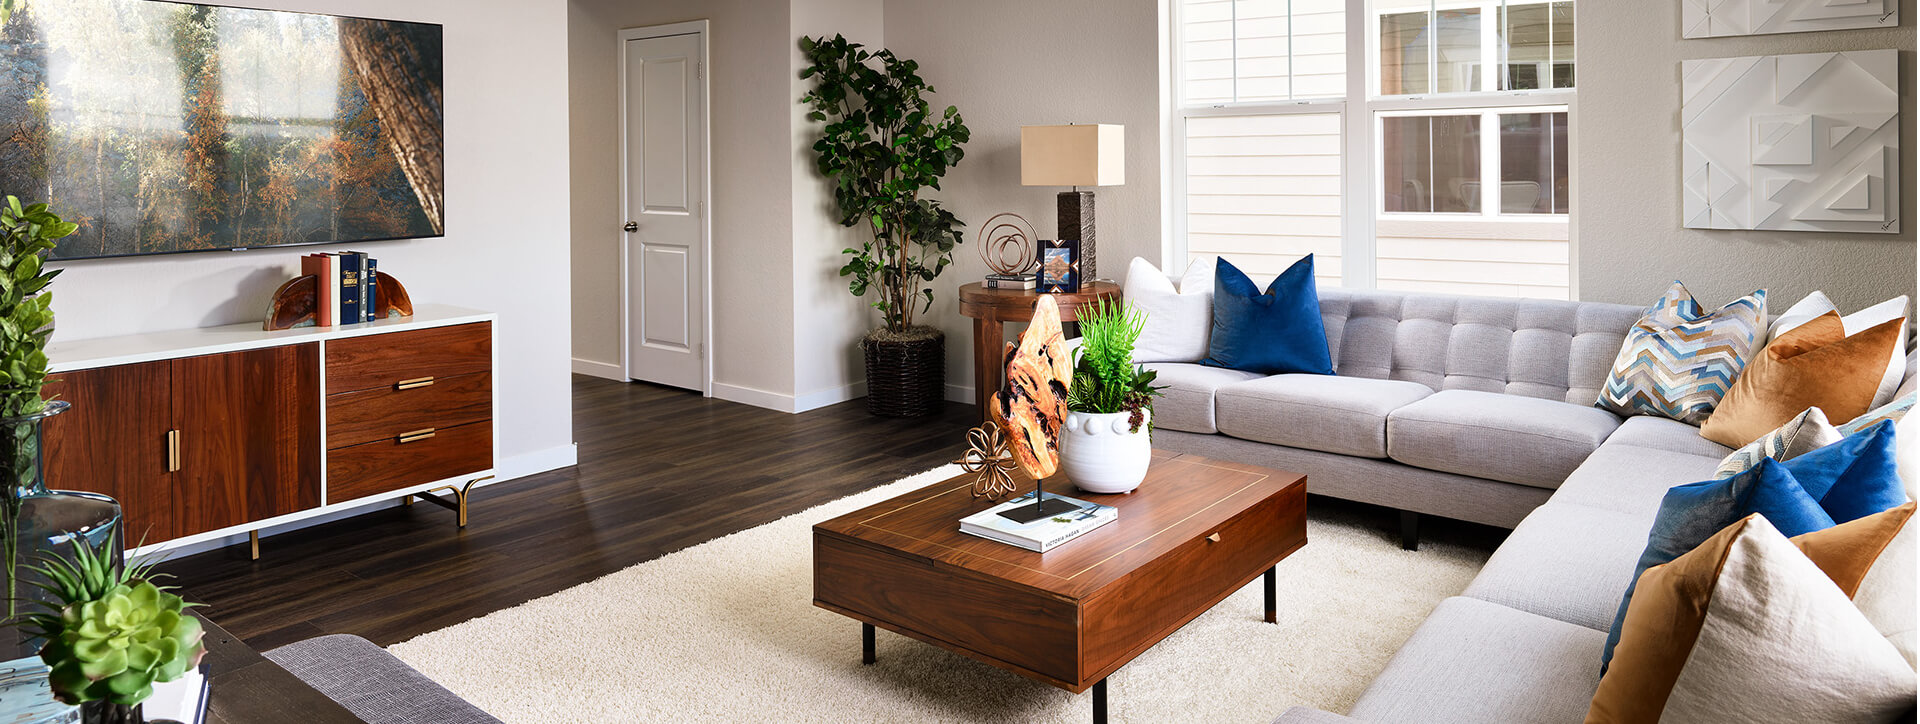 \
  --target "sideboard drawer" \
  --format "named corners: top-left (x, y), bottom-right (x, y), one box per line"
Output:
top-left (326, 372), bottom-right (491, 450)
top-left (327, 420), bottom-right (492, 503)
top-left (327, 322), bottom-right (491, 394)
